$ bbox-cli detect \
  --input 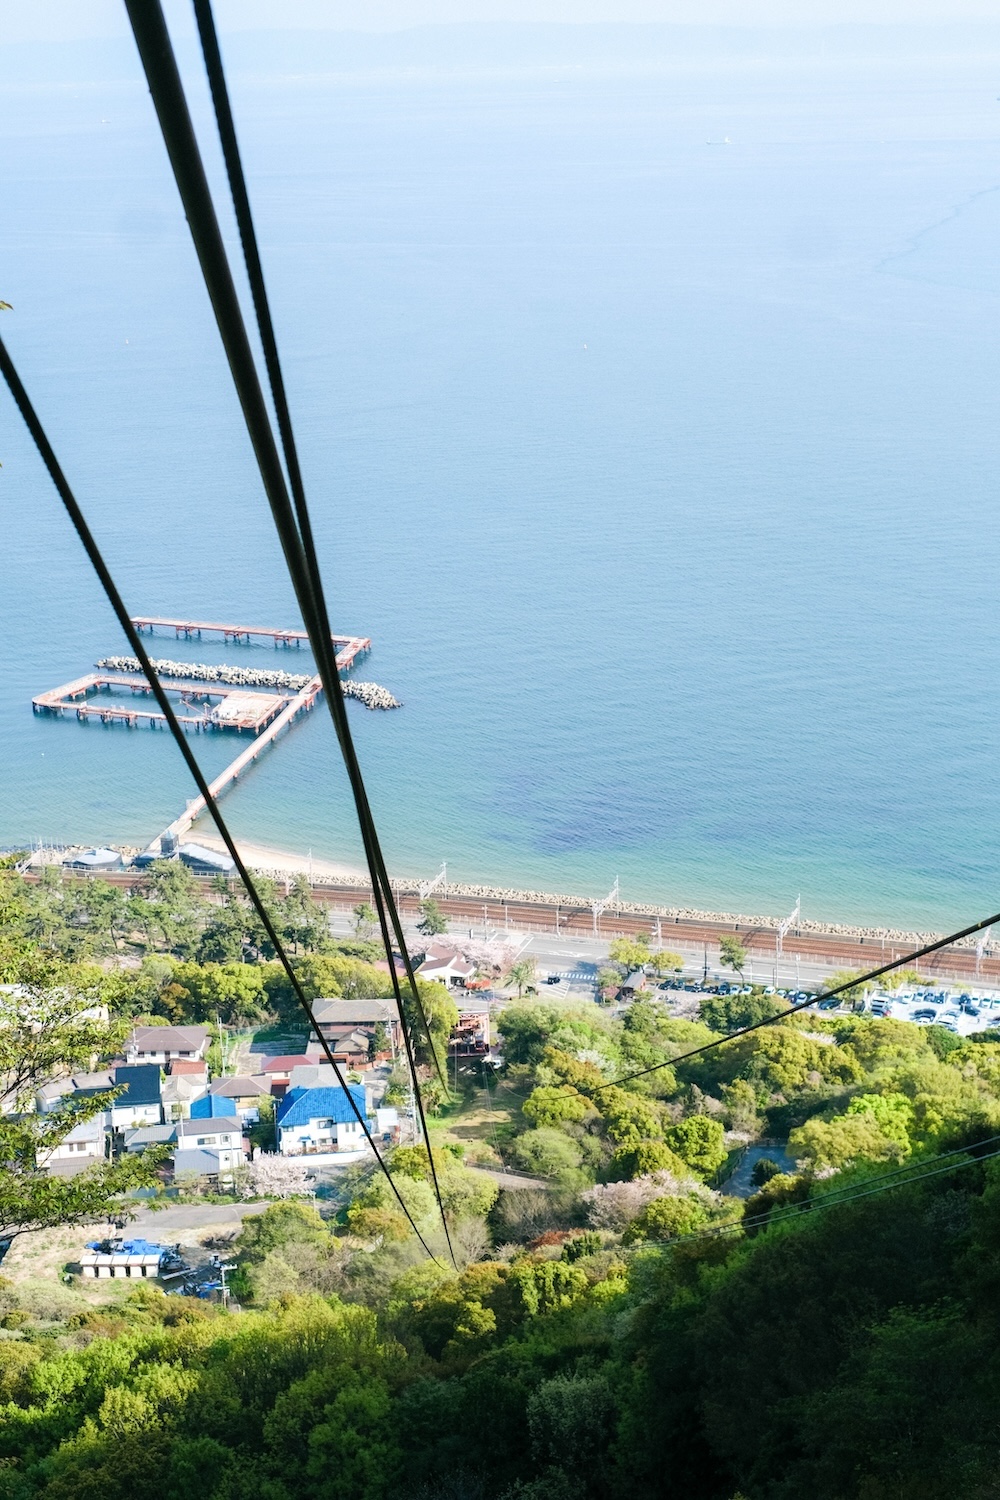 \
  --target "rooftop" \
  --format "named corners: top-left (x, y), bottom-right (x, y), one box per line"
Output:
top-left (311, 998), bottom-right (393, 1025)
top-left (276, 1083), bottom-right (369, 1129)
